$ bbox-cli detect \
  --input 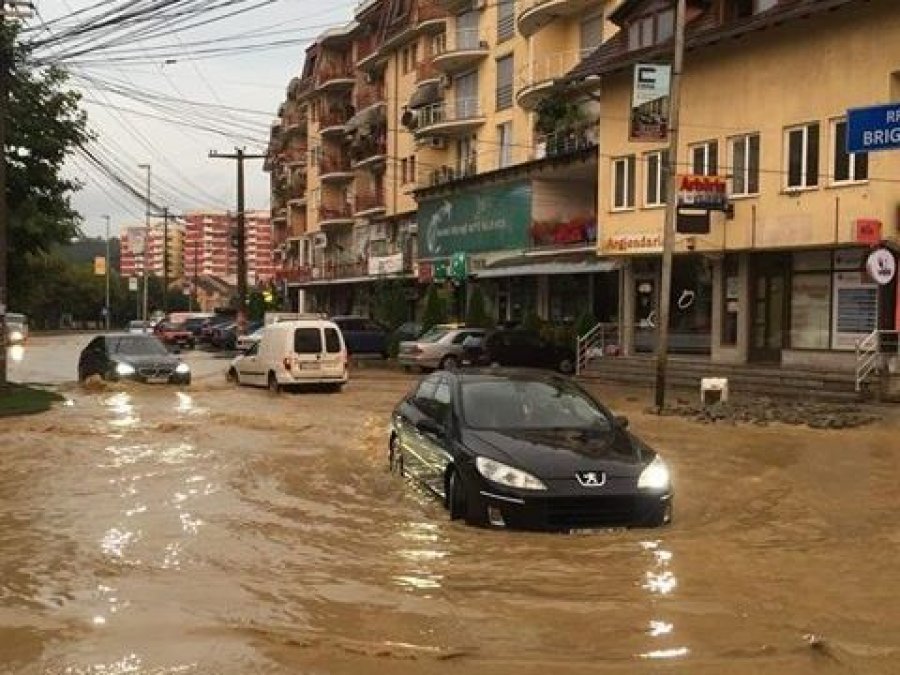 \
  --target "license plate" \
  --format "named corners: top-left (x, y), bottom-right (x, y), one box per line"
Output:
top-left (569, 527), bottom-right (626, 535)
top-left (146, 376), bottom-right (169, 384)
top-left (300, 362), bottom-right (320, 370)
